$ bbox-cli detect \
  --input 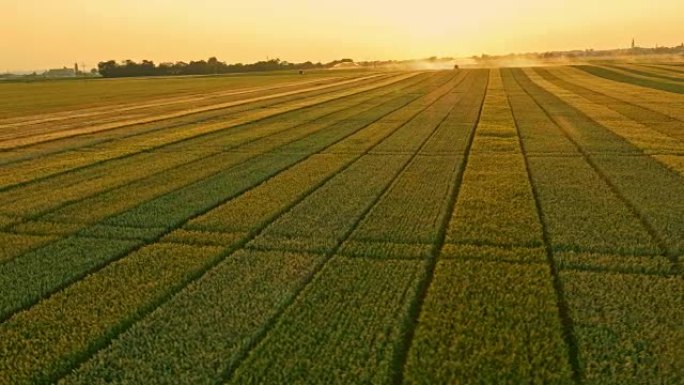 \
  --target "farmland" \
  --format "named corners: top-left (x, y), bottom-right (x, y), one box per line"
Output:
top-left (0, 64), bottom-right (682, 384)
